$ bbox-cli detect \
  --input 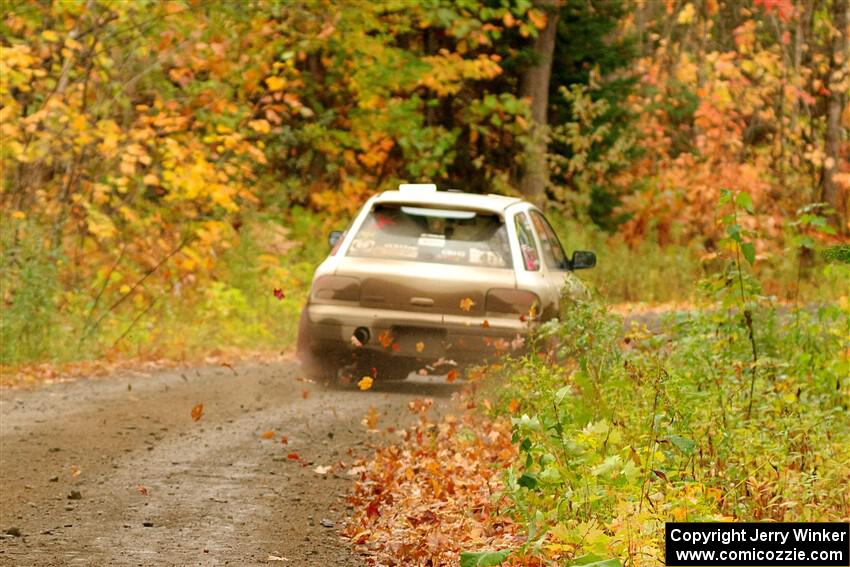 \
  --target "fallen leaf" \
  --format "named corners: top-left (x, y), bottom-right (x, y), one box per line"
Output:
top-left (137, 484), bottom-right (148, 496)
top-left (508, 398), bottom-right (520, 413)
top-left (287, 452), bottom-right (300, 460)
top-left (273, 288), bottom-right (285, 300)
top-left (459, 297), bottom-right (475, 312)
top-left (446, 369), bottom-right (458, 383)
top-left (415, 341), bottom-right (425, 353)
top-left (358, 376), bottom-right (373, 391)
top-left (481, 319), bottom-right (490, 328)
top-left (314, 465), bottom-right (332, 475)
top-left (301, 389), bottom-right (310, 400)
top-left (262, 431), bottom-right (275, 440)
top-left (191, 403), bottom-right (204, 422)
top-left (71, 466), bottom-right (81, 478)
top-left (280, 435), bottom-right (288, 444)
